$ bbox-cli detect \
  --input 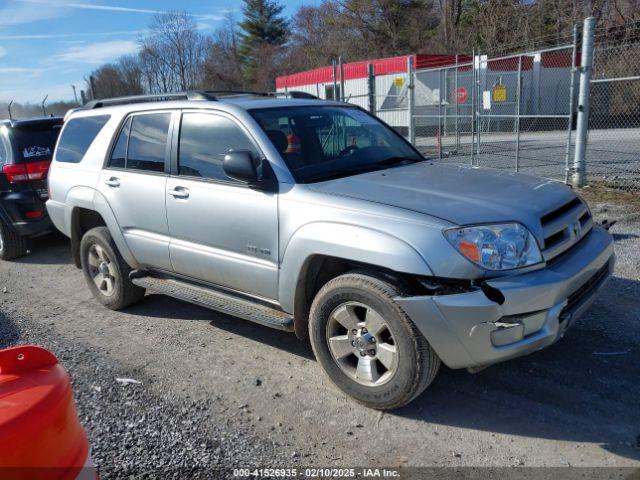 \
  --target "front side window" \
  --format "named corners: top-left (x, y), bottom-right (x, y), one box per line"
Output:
top-left (55, 116), bottom-right (109, 163)
top-left (250, 106), bottom-right (422, 183)
top-left (178, 113), bottom-right (258, 181)
top-left (126, 113), bottom-right (171, 173)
